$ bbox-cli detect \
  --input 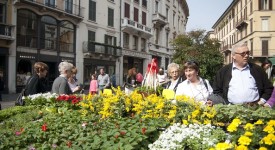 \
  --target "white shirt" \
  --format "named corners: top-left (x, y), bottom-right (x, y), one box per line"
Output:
top-left (168, 78), bottom-right (180, 91)
top-left (228, 63), bottom-right (259, 104)
top-left (176, 77), bottom-right (213, 102)
top-left (157, 73), bottom-right (167, 83)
